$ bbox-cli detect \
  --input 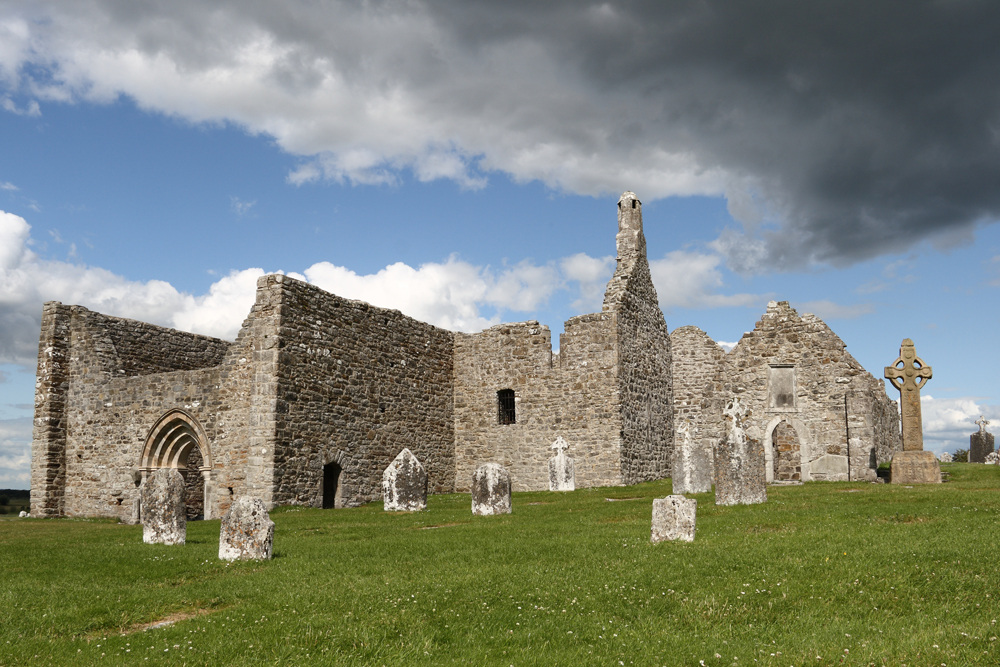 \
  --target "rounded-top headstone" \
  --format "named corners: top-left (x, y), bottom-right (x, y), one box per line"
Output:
top-left (471, 463), bottom-right (511, 516)
top-left (383, 448), bottom-right (428, 511)
top-left (219, 496), bottom-right (275, 561)
top-left (140, 468), bottom-right (187, 545)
